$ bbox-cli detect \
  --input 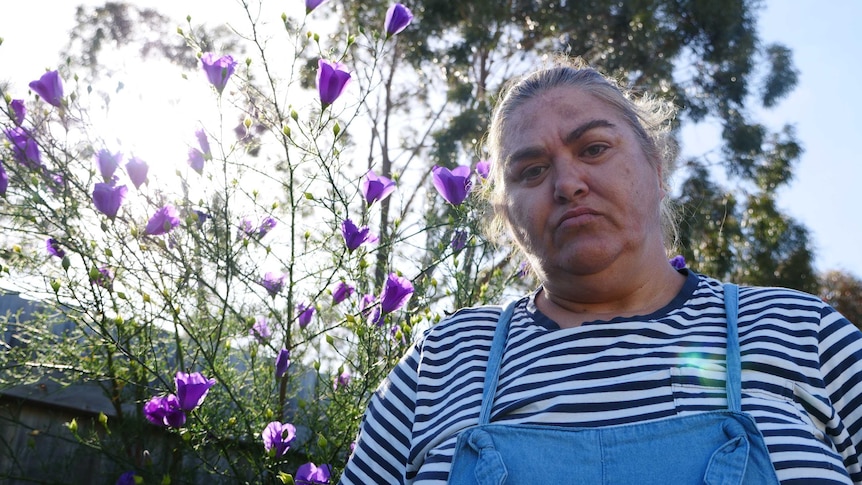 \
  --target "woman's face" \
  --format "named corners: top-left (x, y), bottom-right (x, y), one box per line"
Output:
top-left (497, 86), bottom-right (665, 280)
